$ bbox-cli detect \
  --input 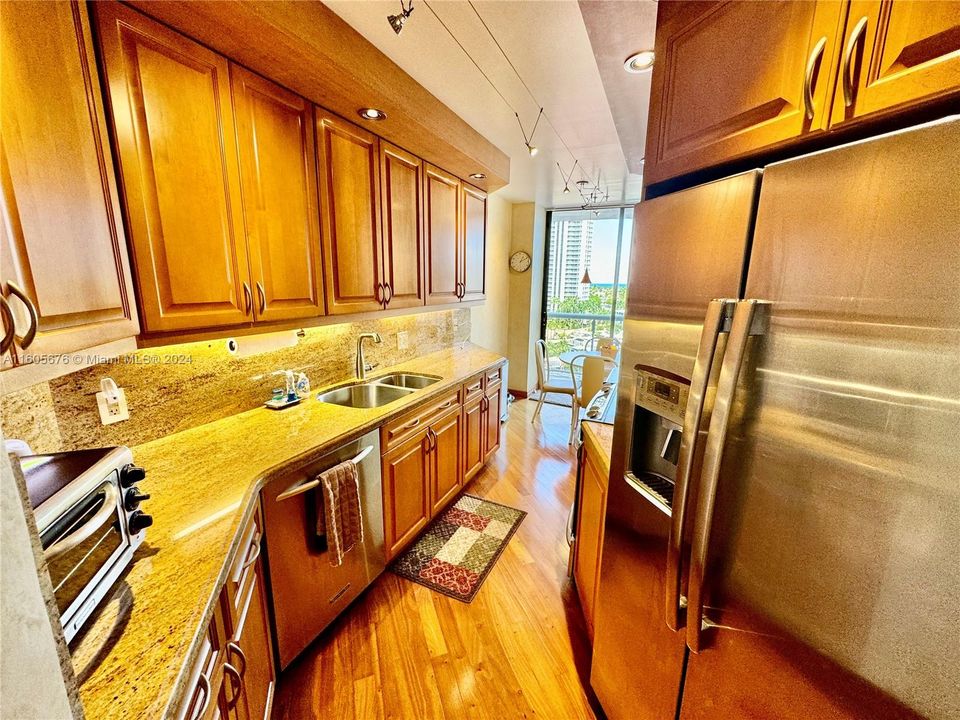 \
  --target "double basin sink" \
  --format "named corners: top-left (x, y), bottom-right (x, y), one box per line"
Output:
top-left (316, 373), bottom-right (440, 409)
